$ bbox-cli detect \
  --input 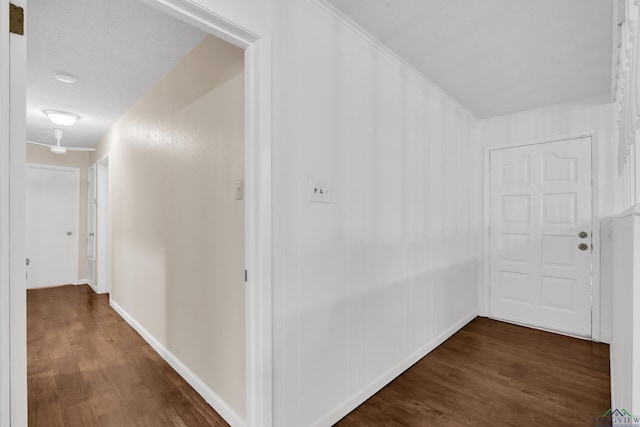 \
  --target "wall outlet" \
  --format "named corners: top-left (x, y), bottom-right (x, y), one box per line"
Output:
top-left (309, 179), bottom-right (331, 203)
